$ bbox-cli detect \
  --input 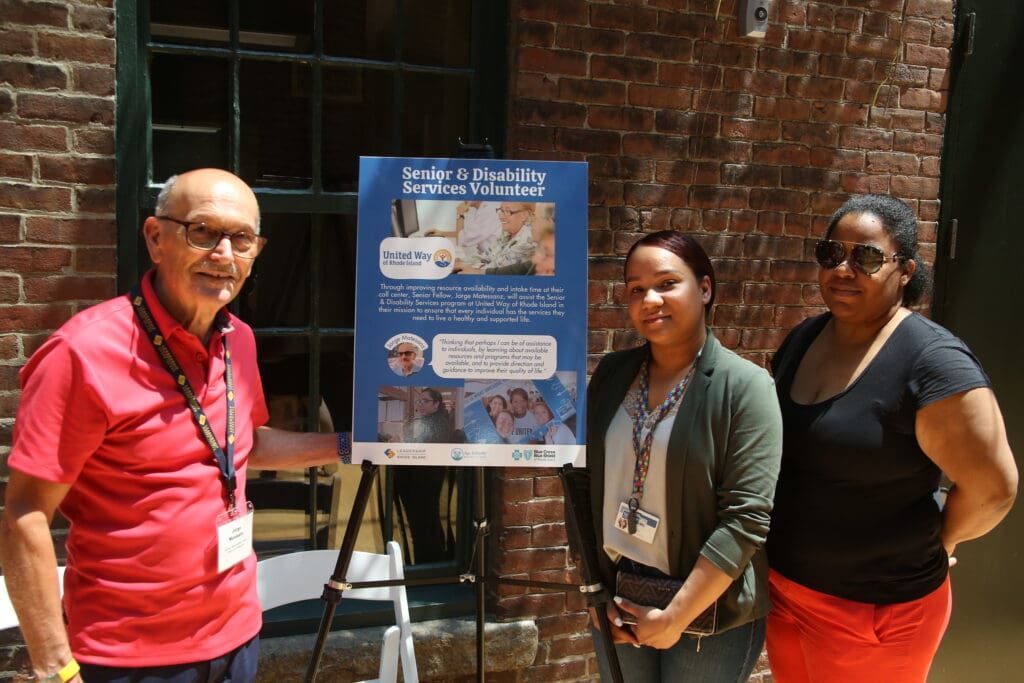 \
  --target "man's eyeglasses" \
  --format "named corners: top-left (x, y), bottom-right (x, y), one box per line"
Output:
top-left (158, 216), bottom-right (267, 259)
top-left (495, 207), bottom-right (529, 217)
top-left (396, 350), bottom-right (416, 357)
top-left (814, 239), bottom-right (902, 275)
